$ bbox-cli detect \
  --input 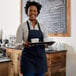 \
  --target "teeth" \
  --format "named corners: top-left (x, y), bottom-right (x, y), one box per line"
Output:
top-left (31, 15), bottom-right (35, 17)
top-left (31, 15), bottom-right (35, 16)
